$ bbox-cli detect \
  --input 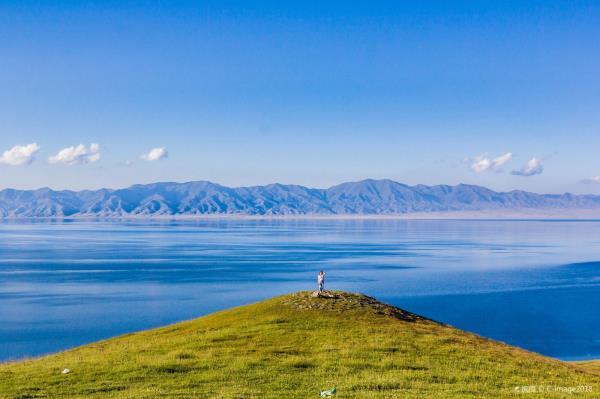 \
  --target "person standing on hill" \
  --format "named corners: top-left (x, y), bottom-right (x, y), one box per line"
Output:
top-left (317, 270), bottom-right (325, 292)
